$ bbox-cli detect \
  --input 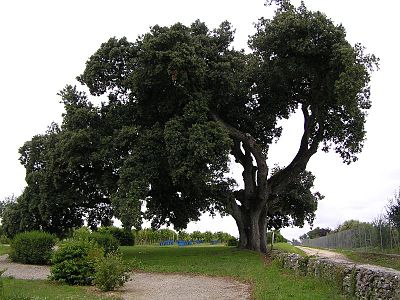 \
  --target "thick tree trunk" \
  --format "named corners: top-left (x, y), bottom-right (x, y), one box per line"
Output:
top-left (234, 216), bottom-right (248, 248)
top-left (259, 207), bottom-right (267, 253)
top-left (235, 206), bottom-right (267, 253)
top-left (248, 210), bottom-right (261, 251)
